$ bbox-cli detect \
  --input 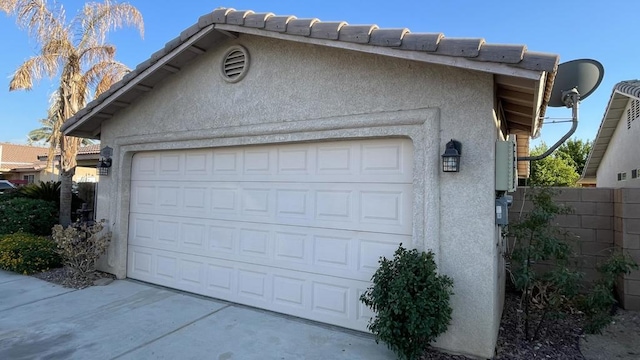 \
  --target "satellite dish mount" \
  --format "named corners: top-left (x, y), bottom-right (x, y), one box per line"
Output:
top-left (518, 59), bottom-right (603, 161)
